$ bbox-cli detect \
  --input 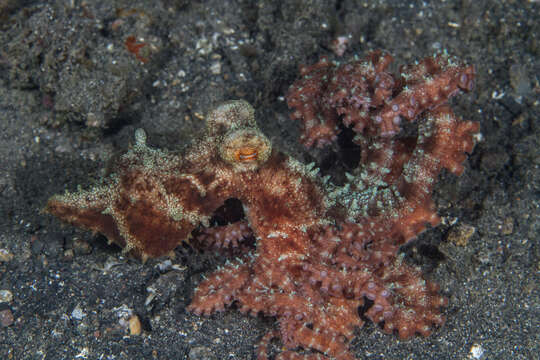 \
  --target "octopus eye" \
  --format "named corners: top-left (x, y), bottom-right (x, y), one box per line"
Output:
top-left (236, 147), bottom-right (258, 161)
top-left (219, 128), bottom-right (272, 171)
